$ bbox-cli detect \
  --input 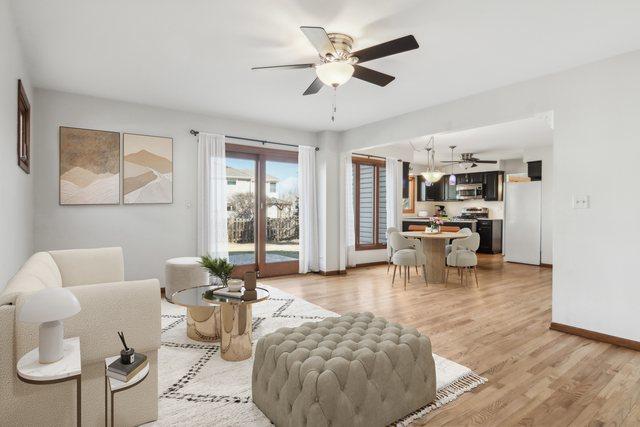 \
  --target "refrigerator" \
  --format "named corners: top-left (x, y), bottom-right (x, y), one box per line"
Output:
top-left (504, 180), bottom-right (542, 265)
